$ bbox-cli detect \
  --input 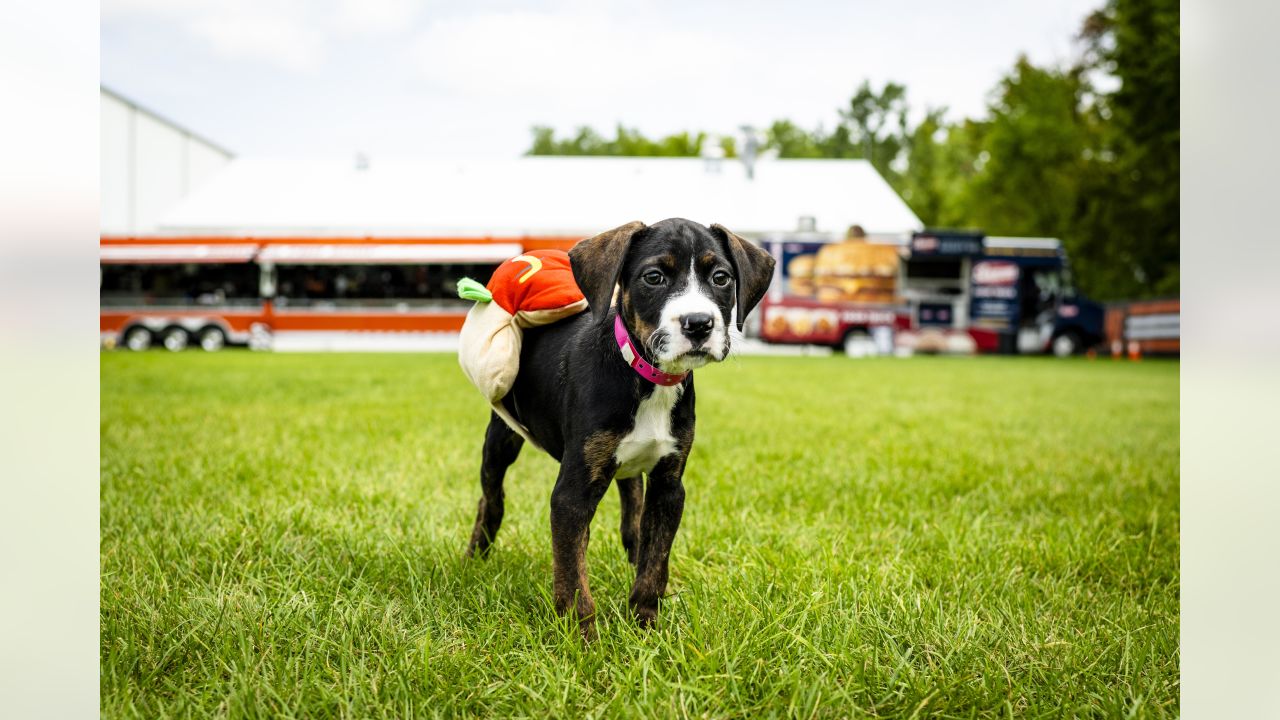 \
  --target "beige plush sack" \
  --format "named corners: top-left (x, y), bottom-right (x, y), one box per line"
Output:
top-left (457, 300), bottom-right (522, 405)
